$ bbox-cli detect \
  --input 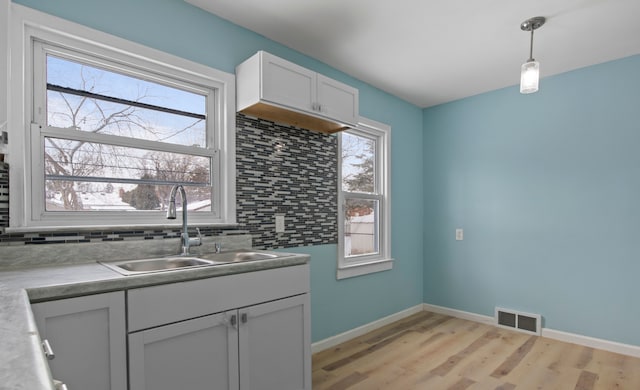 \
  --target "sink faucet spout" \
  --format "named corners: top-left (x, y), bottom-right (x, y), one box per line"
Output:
top-left (167, 185), bottom-right (201, 256)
